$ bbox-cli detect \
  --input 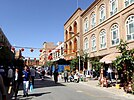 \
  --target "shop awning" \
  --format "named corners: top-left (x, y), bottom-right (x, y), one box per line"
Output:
top-left (100, 52), bottom-right (121, 64)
